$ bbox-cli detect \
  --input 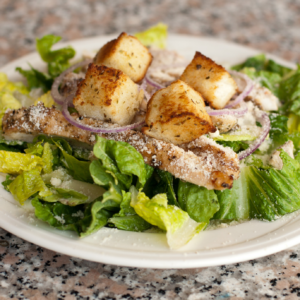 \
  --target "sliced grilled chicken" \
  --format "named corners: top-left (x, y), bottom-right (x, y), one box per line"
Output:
top-left (2, 103), bottom-right (239, 190)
